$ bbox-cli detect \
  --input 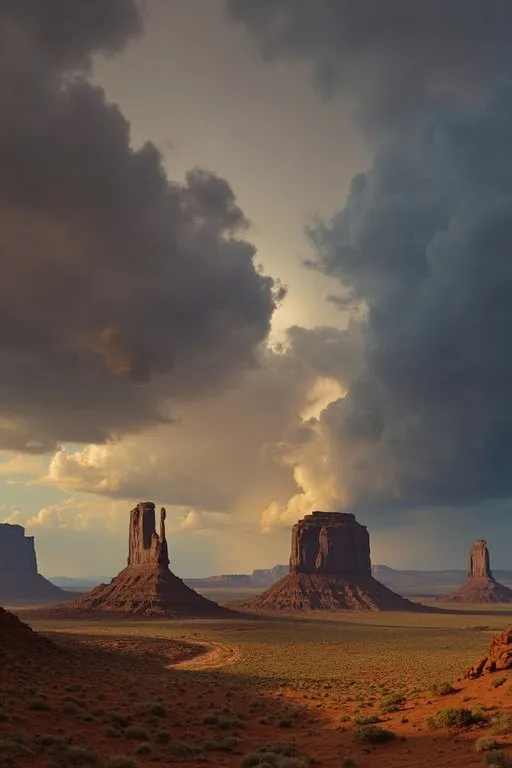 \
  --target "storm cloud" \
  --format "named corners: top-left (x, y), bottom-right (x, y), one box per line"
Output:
top-left (304, 90), bottom-right (512, 508)
top-left (0, 0), bottom-right (280, 452)
top-left (226, 0), bottom-right (512, 126)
